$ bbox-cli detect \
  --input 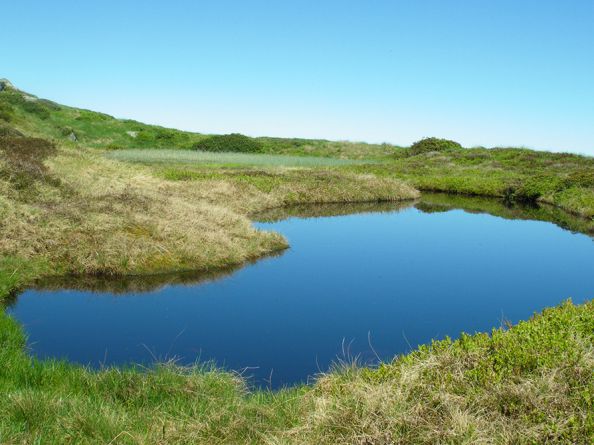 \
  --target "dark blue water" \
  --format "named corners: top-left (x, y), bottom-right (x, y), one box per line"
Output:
top-left (8, 200), bottom-right (594, 388)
